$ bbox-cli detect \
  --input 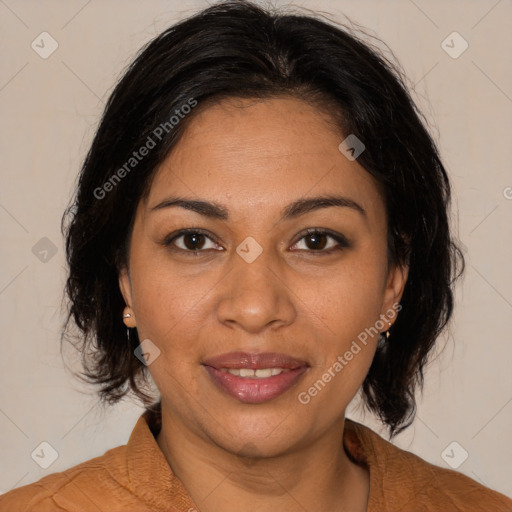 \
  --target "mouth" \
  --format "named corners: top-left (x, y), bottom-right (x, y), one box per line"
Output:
top-left (202, 351), bottom-right (309, 404)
